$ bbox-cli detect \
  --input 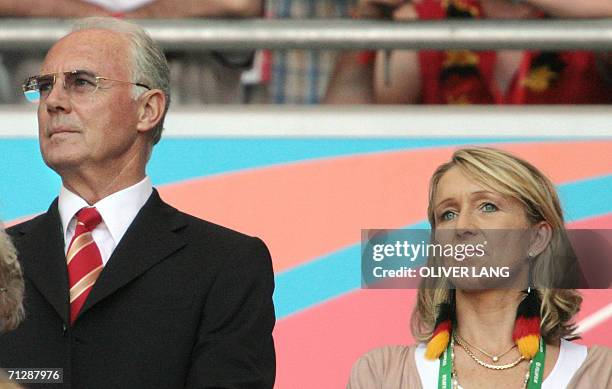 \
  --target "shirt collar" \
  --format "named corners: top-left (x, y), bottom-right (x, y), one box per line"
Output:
top-left (58, 176), bottom-right (153, 245)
